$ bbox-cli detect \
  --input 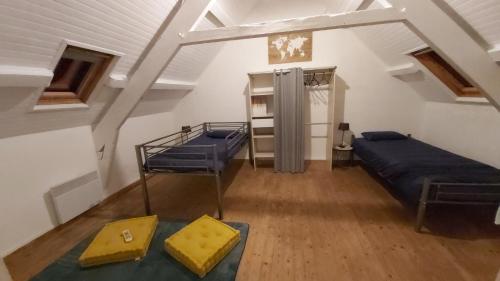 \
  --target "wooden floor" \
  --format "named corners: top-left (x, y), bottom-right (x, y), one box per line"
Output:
top-left (5, 161), bottom-right (500, 281)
